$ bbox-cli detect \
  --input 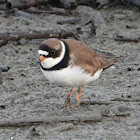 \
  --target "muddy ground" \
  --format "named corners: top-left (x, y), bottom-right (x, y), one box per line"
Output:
top-left (0, 4), bottom-right (140, 140)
